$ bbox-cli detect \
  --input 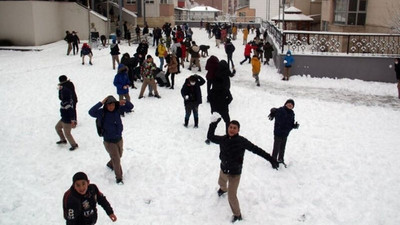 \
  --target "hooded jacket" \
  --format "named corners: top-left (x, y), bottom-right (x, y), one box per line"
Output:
top-left (63, 184), bottom-right (114, 225)
top-left (113, 64), bottom-right (130, 95)
top-left (59, 87), bottom-right (75, 123)
top-left (180, 75), bottom-right (206, 105)
top-left (207, 119), bottom-right (276, 175)
top-left (205, 55), bottom-right (220, 81)
top-left (88, 96), bottom-right (134, 142)
top-left (251, 56), bottom-right (261, 74)
top-left (284, 50), bottom-right (294, 67)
